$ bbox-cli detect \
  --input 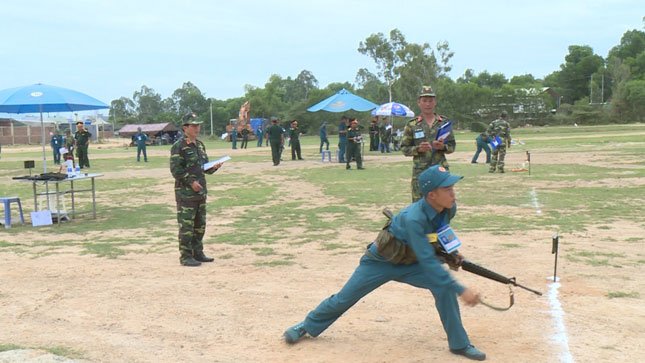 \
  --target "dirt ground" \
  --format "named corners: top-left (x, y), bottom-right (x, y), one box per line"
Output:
top-left (1, 142), bottom-right (644, 363)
